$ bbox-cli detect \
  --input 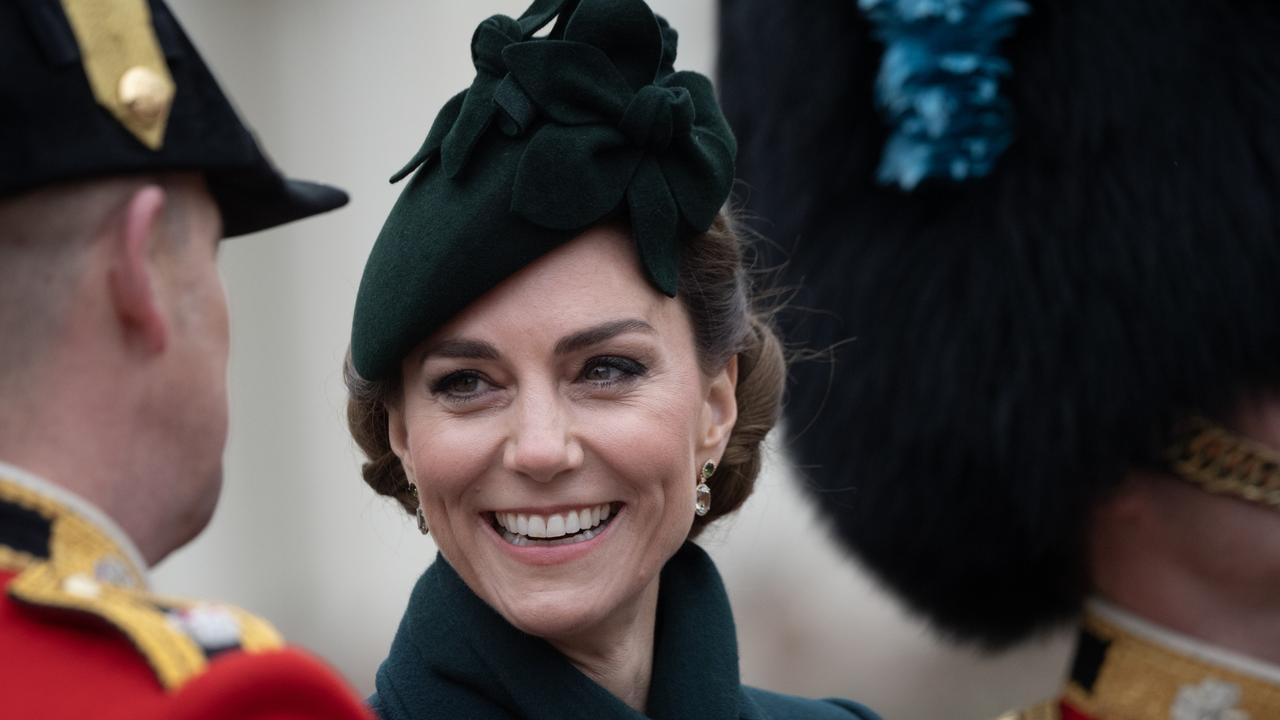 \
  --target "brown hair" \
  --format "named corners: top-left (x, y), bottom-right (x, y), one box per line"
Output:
top-left (344, 213), bottom-right (786, 537)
